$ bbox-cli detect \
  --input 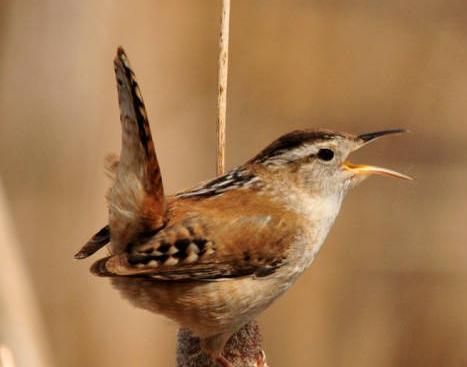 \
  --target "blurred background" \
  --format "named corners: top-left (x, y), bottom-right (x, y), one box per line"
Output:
top-left (0, 1), bottom-right (466, 366)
